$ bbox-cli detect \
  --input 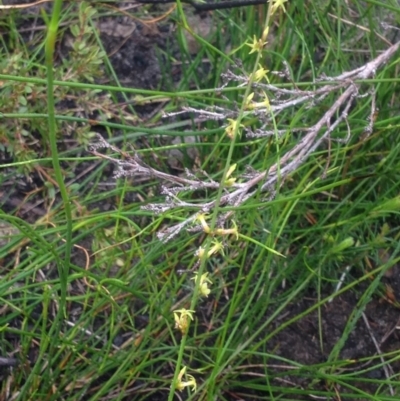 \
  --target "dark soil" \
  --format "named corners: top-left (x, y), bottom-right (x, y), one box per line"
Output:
top-left (266, 287), bottom-right (400, 399)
